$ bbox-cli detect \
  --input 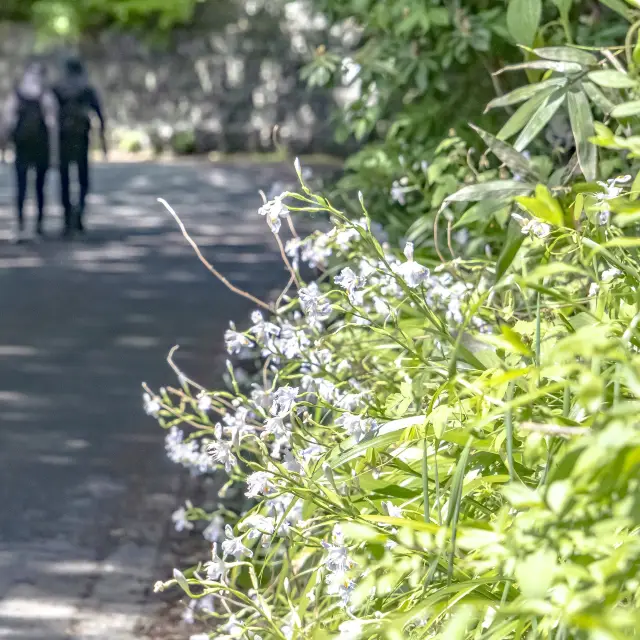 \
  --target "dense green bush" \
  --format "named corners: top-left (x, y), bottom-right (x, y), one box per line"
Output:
top-left (147, 16), bottom-right (640, 637)
top-left (301, 0), bottom-right (636, 237)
